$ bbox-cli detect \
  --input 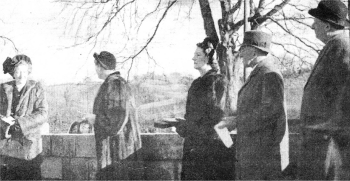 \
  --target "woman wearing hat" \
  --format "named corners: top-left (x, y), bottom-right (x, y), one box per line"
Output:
top-left (220, 30), bottom-right (289, 180)
top-left (299, 0), bottom-right (350, 179)
top-left (174, 37), bottom-right (235, 180)
top-left (82, 51), bottom-right (142, 180)
top-left (0, 55), bottom-right (48, 180)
